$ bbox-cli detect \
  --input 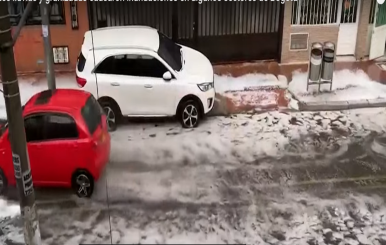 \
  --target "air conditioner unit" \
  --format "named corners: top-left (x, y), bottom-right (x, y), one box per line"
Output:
top-left (289, 33), bottom-right (309, 51)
